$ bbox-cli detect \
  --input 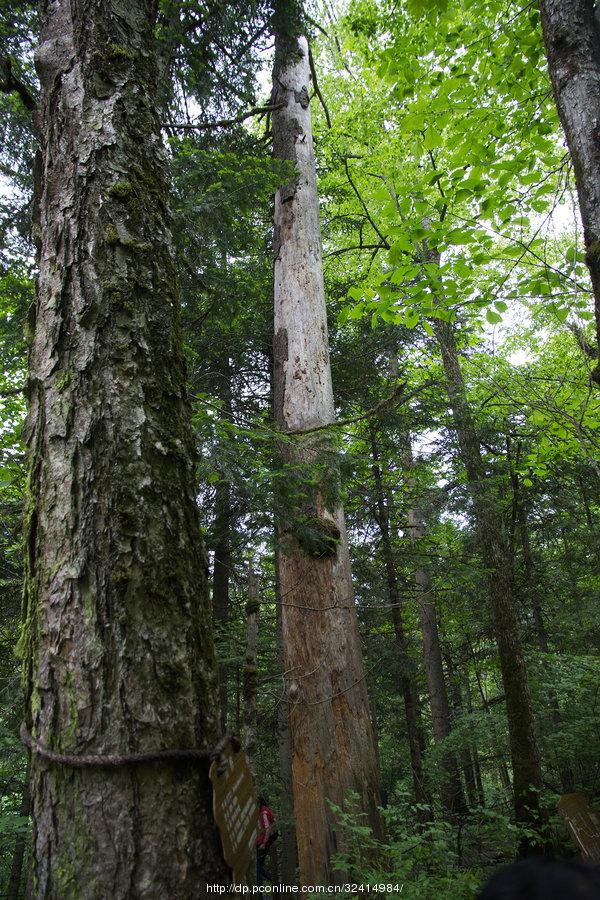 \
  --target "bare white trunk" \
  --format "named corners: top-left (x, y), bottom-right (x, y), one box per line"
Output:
top-left (272, 28), bottom-right (383, 886)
